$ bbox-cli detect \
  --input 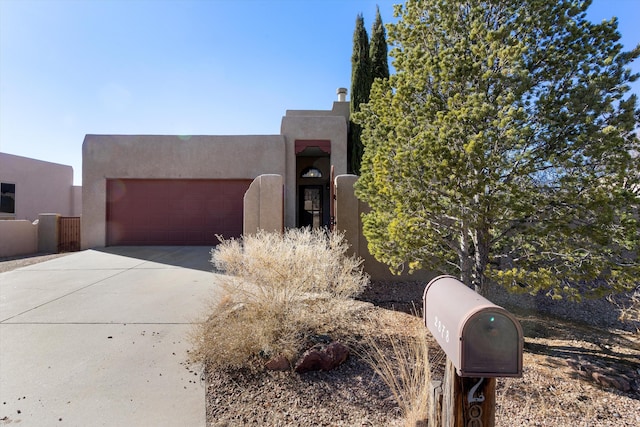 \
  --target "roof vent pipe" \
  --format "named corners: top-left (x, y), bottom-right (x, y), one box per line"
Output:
top-left (336, 87), bottom-right (347, 102)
